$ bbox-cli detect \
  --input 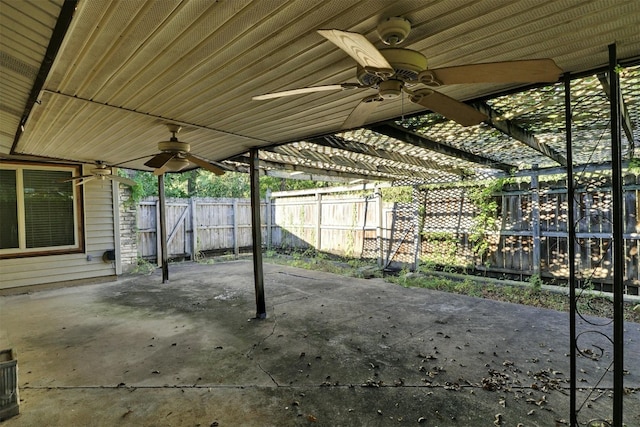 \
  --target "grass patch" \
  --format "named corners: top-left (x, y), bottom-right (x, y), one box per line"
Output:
top-left (262, 249), bottom-right (640, 323)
